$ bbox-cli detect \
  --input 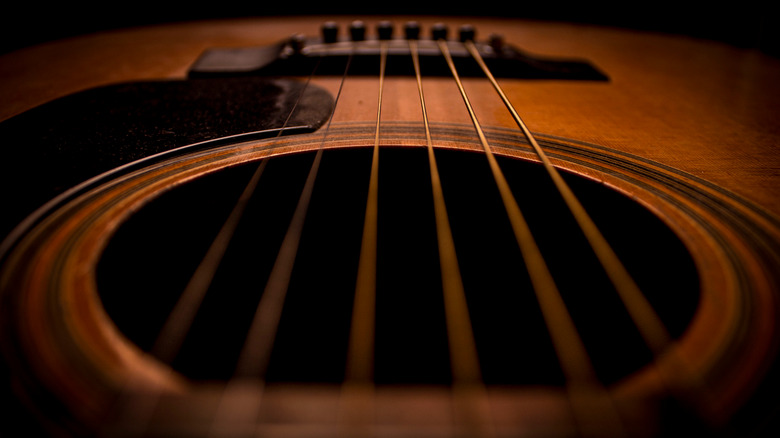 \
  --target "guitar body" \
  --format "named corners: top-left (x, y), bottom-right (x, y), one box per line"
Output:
top-left (1, 16), bottom-right (779, 437)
